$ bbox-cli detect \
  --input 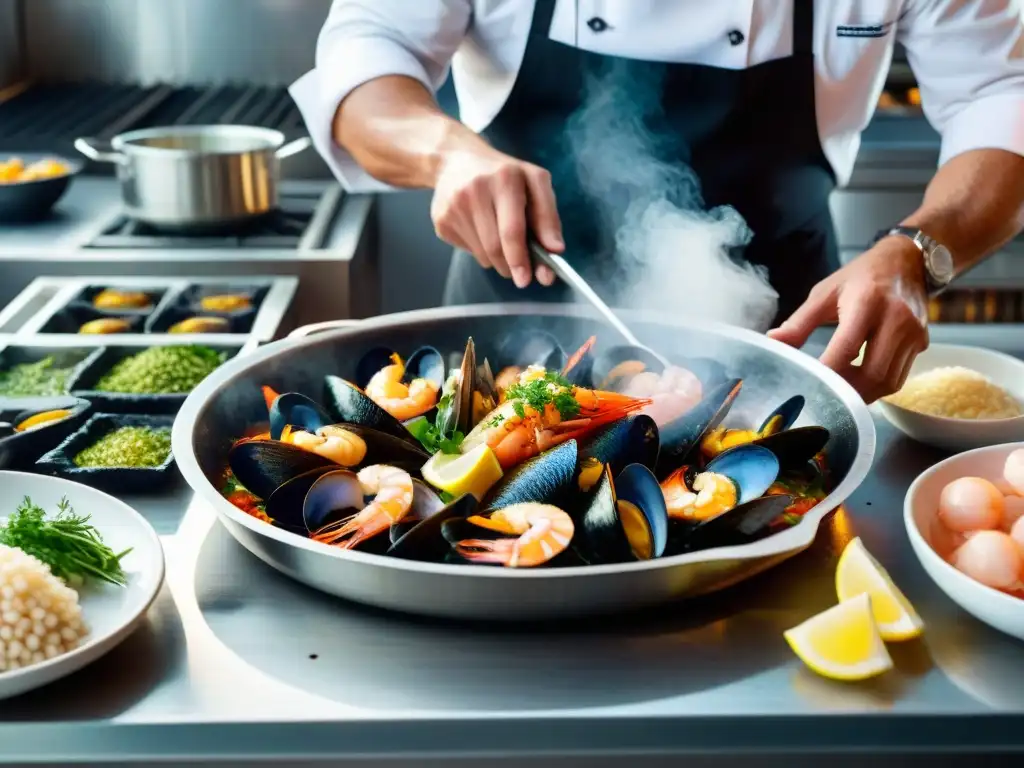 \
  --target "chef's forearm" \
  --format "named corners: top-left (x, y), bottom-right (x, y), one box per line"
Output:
top-left (901, 148), bottom-right (1024, 275)
top-left (332, 75), bottom-right (486, 189)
